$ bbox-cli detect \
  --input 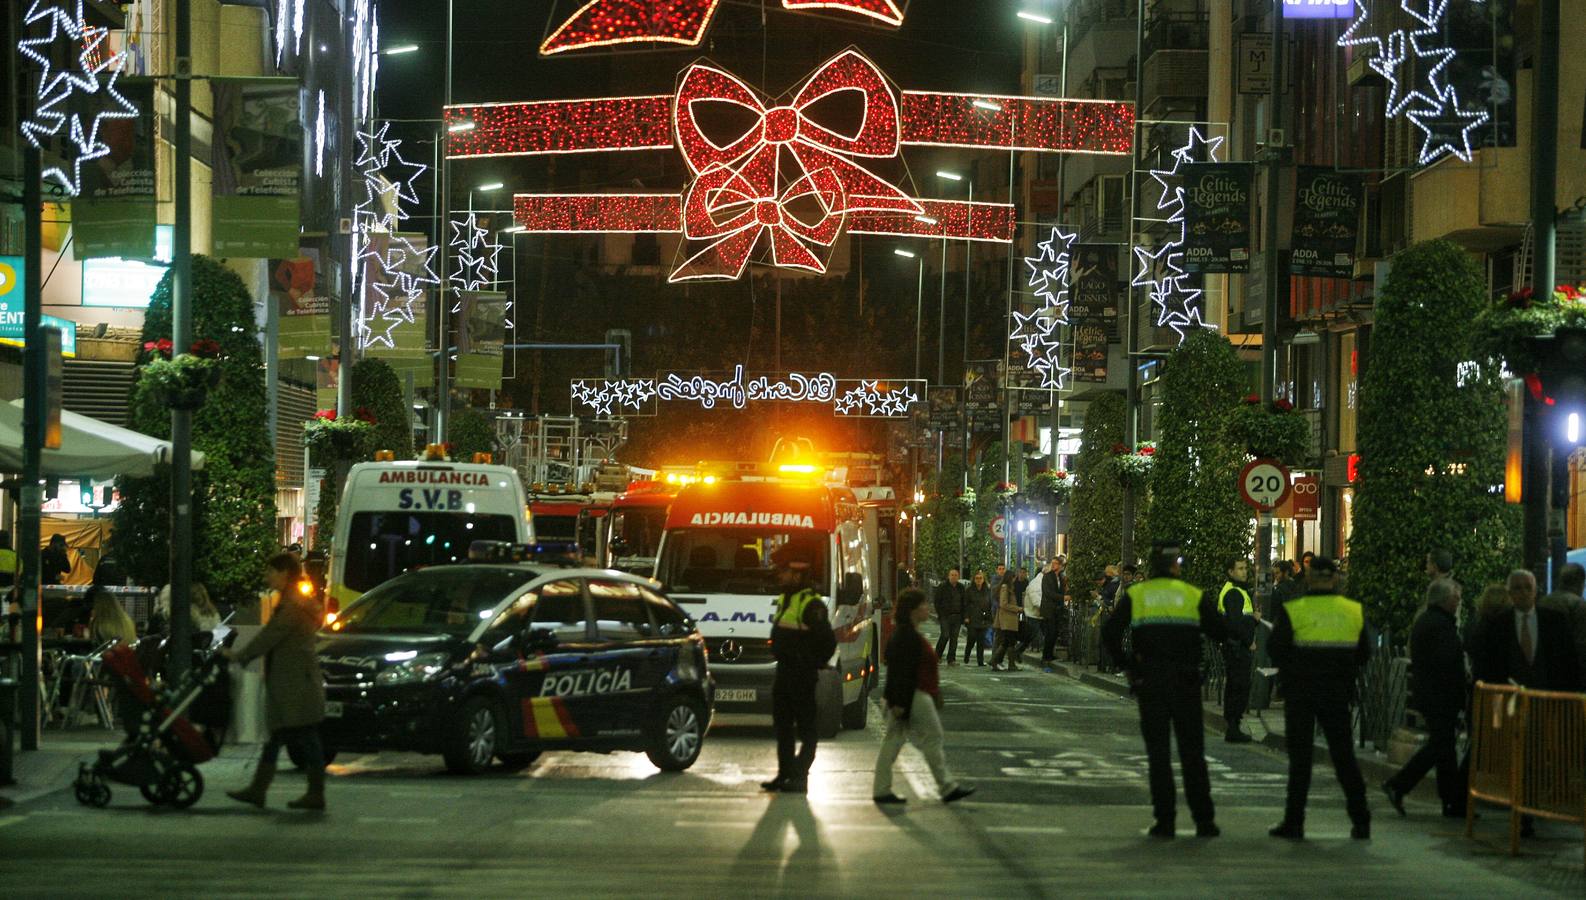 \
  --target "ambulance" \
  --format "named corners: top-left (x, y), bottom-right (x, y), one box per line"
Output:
top-left (330, 458), bottom-right (534, 610)
top-left (654, 465), bottom-right (881, 737)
